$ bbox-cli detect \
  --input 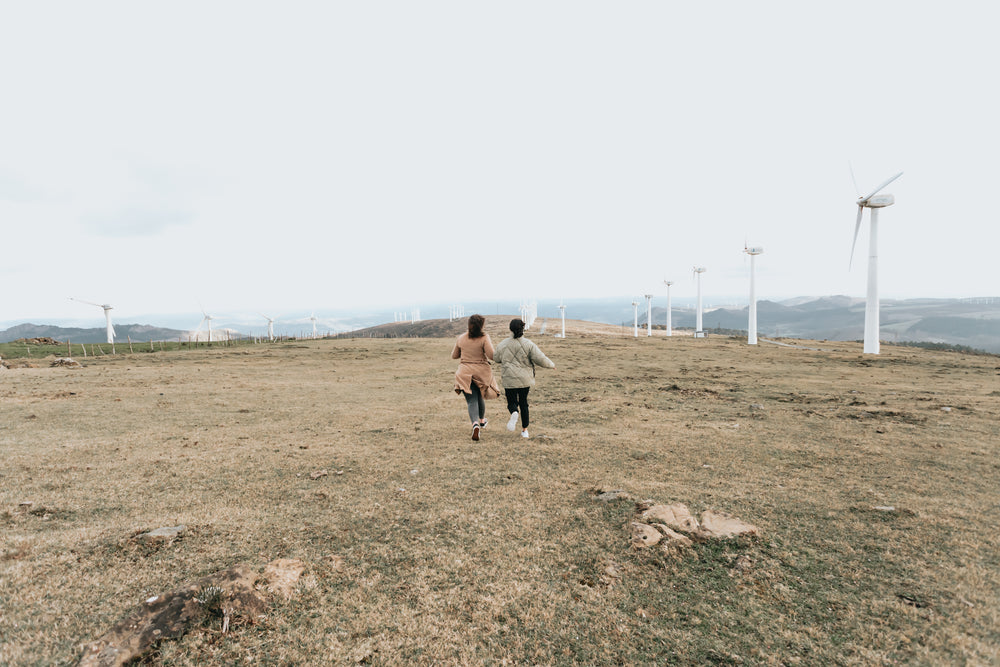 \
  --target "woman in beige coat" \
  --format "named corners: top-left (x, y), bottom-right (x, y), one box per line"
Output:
top-left (452, 314), bottom-right (500, 441)
top-left (493, 318), bottom-right (555, 439)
